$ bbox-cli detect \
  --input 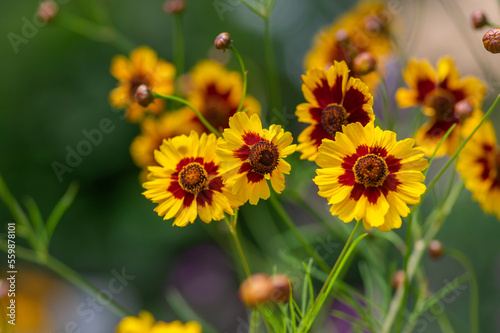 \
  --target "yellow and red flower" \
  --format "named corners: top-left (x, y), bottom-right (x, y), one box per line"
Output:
top-left (216, 113), bottom-right (296, 205)
top-left (185, 60), bottom-right (261, 133)
top-left (116, 311), bottom-right (202, 333)
top-left (396, 57), bottom-right (486, 156)
top-left (314, 122), bottom-right (428, 231)
top-left (130, 109), bottom-right (201, 181)
top-left (109, 46), bottom-right (175, 122)
top-left (457, 117), bottom-right (500, 220)
top-left (304, 1), bottom-right (393, 92)
top-left (295, 61), bottom-right (374, 161)
top-left (143, 131), bottom-right (240, 227)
